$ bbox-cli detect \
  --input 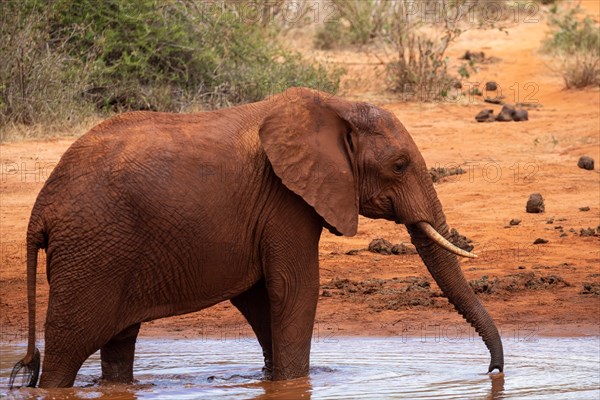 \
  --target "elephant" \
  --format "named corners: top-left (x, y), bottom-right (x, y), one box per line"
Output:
top-left (10, 87), bottom-right (503, 389)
